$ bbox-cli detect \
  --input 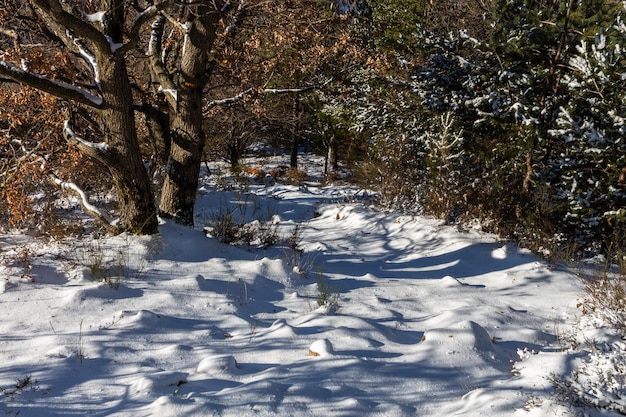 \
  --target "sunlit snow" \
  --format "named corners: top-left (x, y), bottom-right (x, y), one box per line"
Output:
top-left (0, 154), bottom-right (596, 416)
